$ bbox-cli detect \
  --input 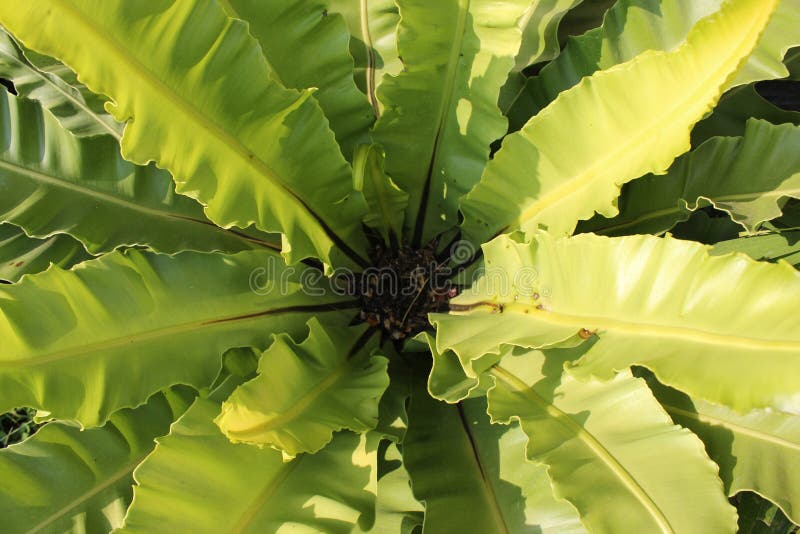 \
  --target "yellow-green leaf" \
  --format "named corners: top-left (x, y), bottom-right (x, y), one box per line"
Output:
top-left (650, 378), bottom-right (800, 525)
top-left (216, 320), bottom-right (389, 458)
top-left (461, 0), bottom-right (780, 242)
top-left (218, 0), bottom-right (374, 160)
top-left (0, 249), bottom-right (356, 427)
top-left (353, 144), bottom-right (409, 244)
top-left (433, 231), bottom-right (800, 412)
top-left (581, 120), bottom-right (800, 236)
top-left (0, 90), bottom-right (275, 255)
top-left (404, 372), bottom-right (584, 533)
top-left (119, 398), bottom-right (377, 534)
top-left (0, 0), bottom-right (370, 270)
top-left (0, 387), bottom-right (194, 534)
top-left (372, 0), bottom-right (532, 244)
top-left (487, 347), bottom-right (737, 532)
